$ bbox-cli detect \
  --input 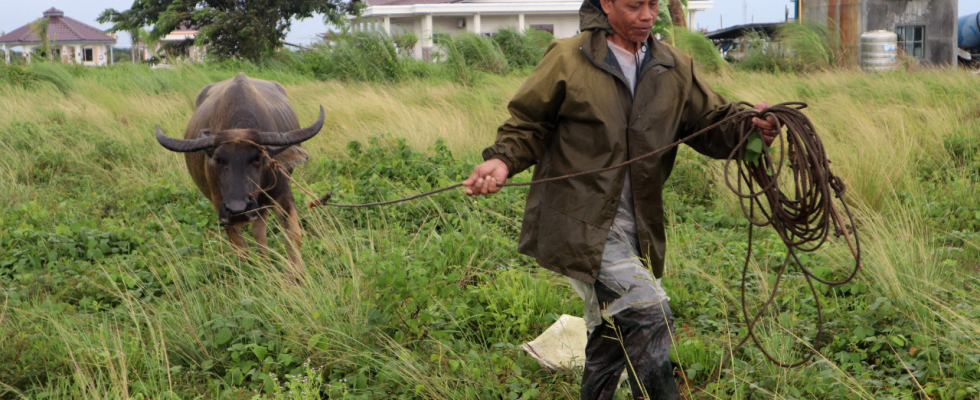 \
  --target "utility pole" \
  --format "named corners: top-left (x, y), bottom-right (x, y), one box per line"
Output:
top-left (743, 1), bottom-right (749, 25)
